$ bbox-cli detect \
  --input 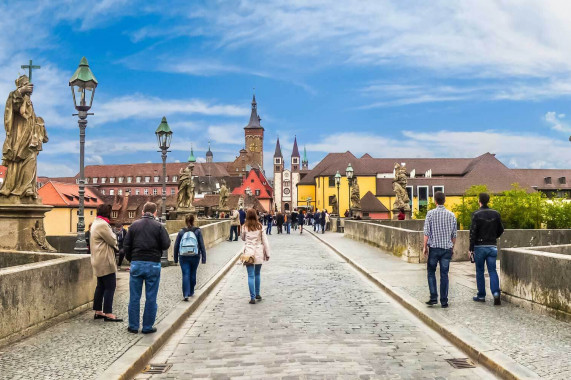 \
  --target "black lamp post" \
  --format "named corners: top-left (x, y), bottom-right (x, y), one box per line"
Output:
top-left (345, 163), bottom-right (354, 217)
top-left (335, 170), bottom-right (341, 230)
top-left (155, 116), bottom-right (172, 266)
top-left (69, 57), bottom-right (97, 254)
